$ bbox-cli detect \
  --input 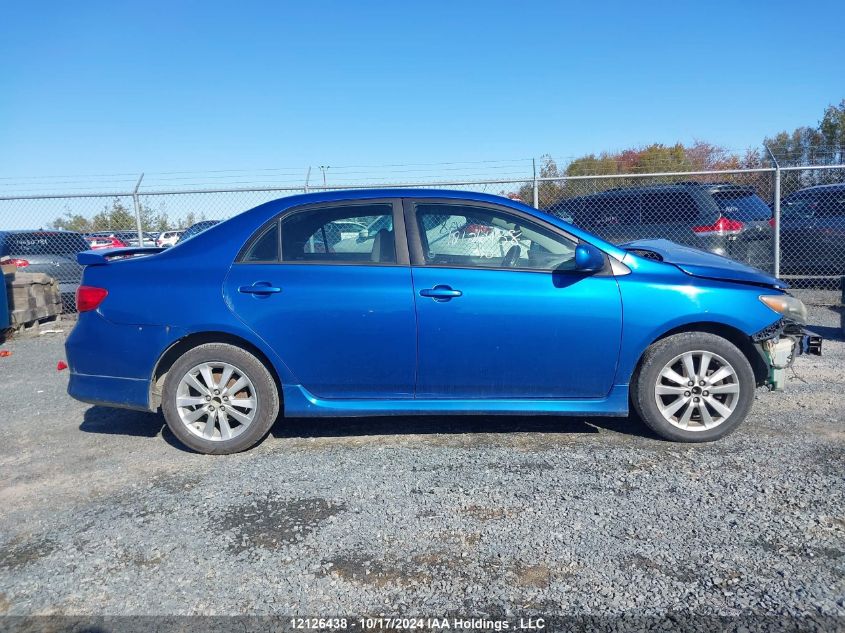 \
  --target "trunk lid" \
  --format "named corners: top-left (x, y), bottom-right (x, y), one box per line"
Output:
top-left (621, 238), bottom-right (787, 289)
